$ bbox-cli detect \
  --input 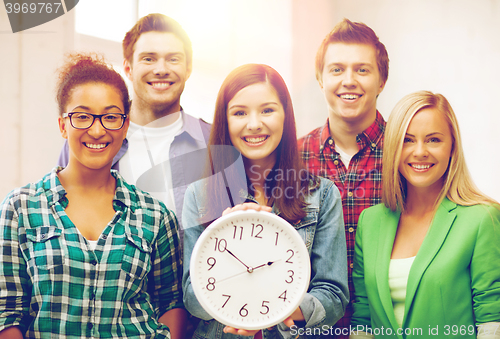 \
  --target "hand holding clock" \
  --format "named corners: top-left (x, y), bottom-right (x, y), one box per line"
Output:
top-left (190, 203), bottom-right (310, 331)
top-left (222, 202), bottom-right (272, 216)
top-left (223, 308), bottom-right (304, 335)
top-left (223, 316), bottom-right (295, 336)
